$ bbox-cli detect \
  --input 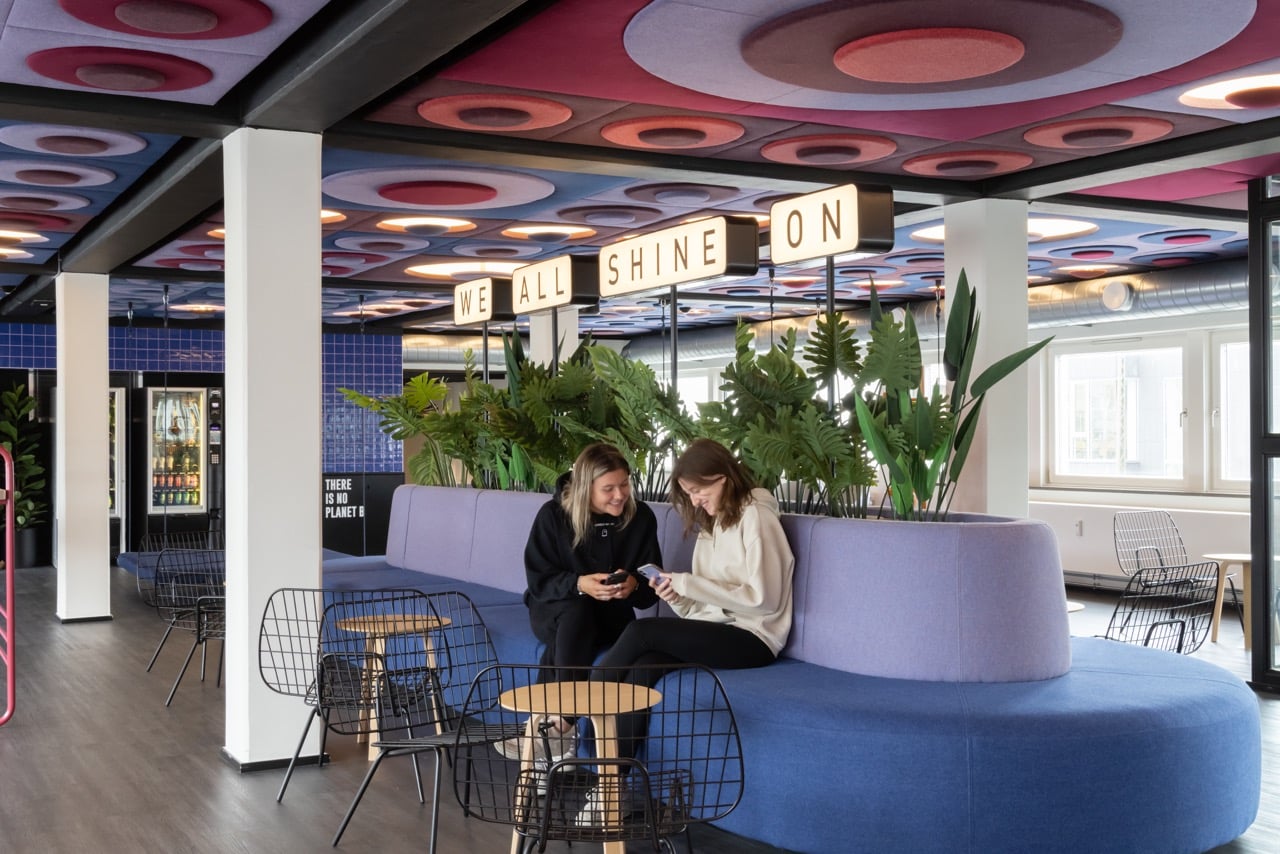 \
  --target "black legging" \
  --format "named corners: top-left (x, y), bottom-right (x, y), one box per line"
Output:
top-left (533, 596), bottom-right (631, 683)
top-left (593, 617), bottom-right (775, 757)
